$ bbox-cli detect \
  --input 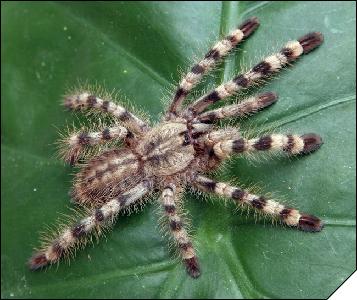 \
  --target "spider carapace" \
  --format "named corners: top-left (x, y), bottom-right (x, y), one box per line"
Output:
top-left (29, 17), bottom-right (324, 278)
